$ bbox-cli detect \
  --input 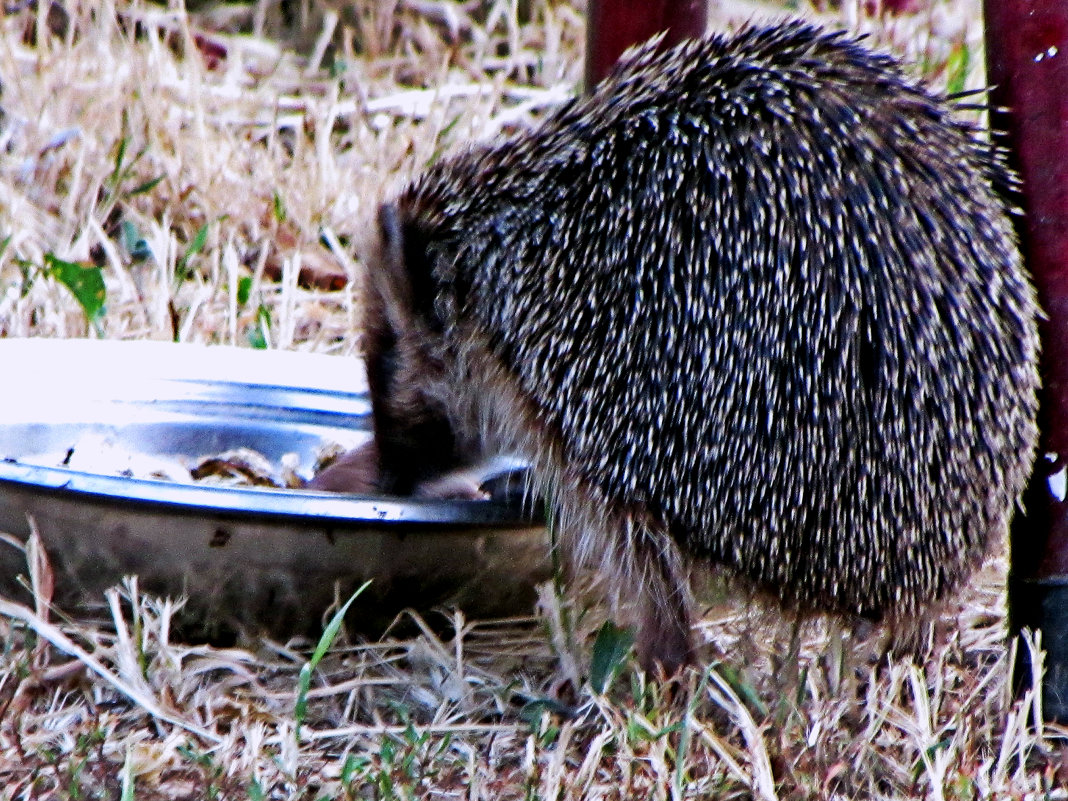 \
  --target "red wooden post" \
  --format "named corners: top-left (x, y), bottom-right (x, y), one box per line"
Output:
top-left (984, 3), bottom-right (1068, 719)
top-left (584, 0), bottom-right (708, 91)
